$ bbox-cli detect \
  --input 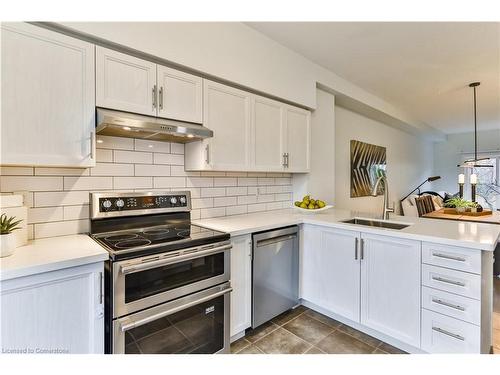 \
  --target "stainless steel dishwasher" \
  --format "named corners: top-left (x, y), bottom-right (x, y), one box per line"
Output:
top-left (252, 226), bottom-right (299, 328)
